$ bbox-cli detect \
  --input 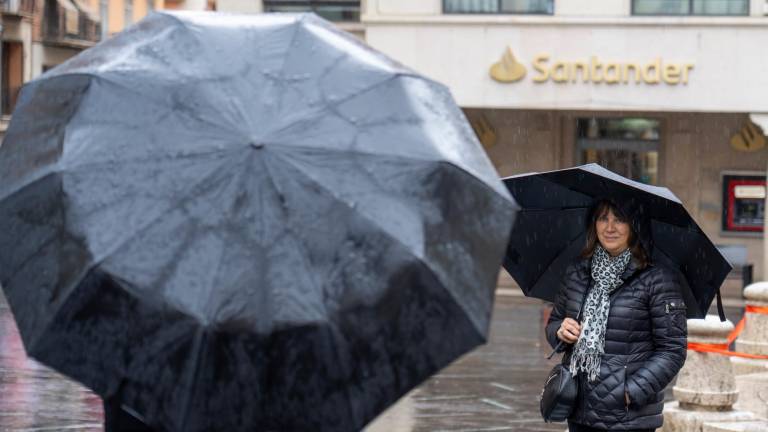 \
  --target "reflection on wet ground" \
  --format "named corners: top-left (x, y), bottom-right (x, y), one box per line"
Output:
top-left (0, 293), bottom-right (104, 432)
top-left (366, 294), bottom-right (564, 432)
top-left (0, 291), bottom-right (744, 432)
